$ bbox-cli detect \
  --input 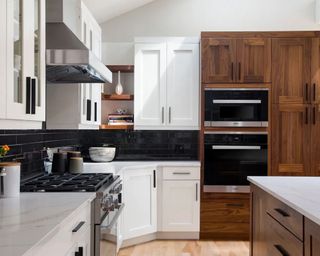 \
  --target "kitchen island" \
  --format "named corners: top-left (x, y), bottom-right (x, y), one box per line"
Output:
top-left (249, 177), bottom-right (320, 256)
top-left (0, 193), bottom-right (95, 256)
